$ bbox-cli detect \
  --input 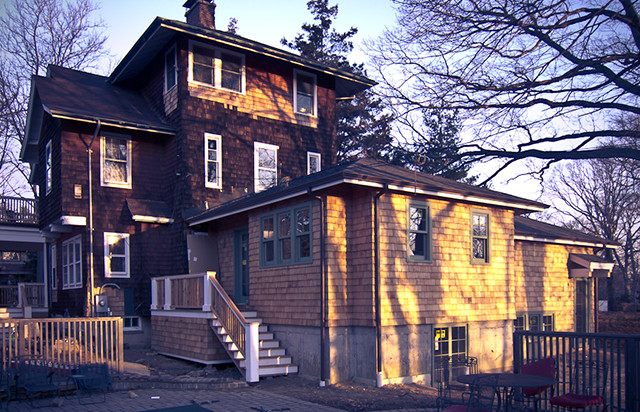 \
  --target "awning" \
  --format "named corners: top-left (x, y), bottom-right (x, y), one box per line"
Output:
top-left (568, 253), bottom-right (614, 278)
top-left (127, 199), bottom-right (174, 224)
